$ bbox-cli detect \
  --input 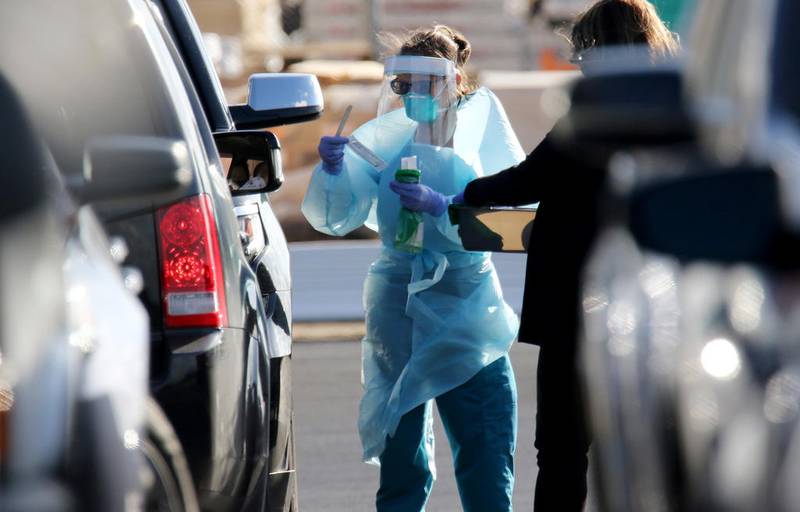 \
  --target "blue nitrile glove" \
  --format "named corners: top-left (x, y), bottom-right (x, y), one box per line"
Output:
top-left (453, 190), bottom-right (465, 204)
top-left (318, 135), bottom-right (349, 175)
top-left (389, 181), bottom-right (449, 217)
